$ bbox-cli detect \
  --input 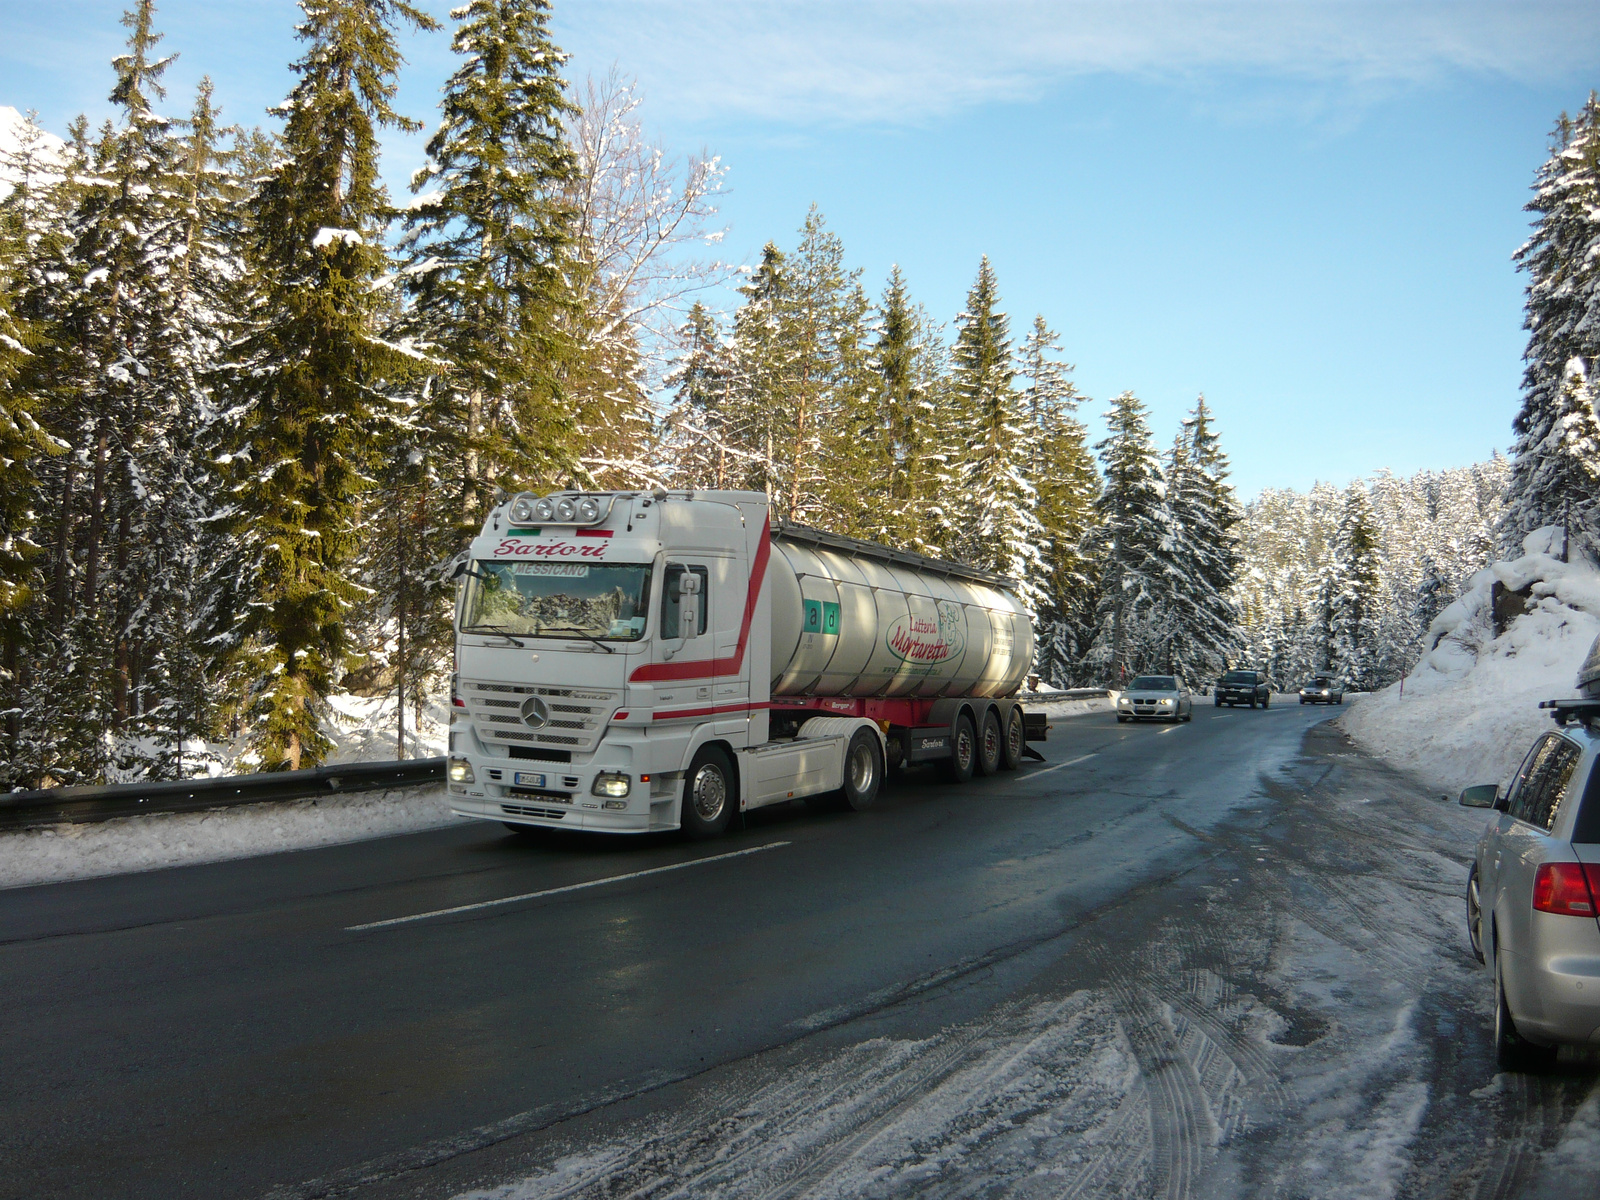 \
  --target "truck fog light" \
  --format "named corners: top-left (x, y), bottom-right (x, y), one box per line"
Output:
top-left (448, 756), bottom-right (475, 784)
top-left (602, 799), bottom-right (628, 811)
top-left (592, 772), bottom-right (631, 797)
